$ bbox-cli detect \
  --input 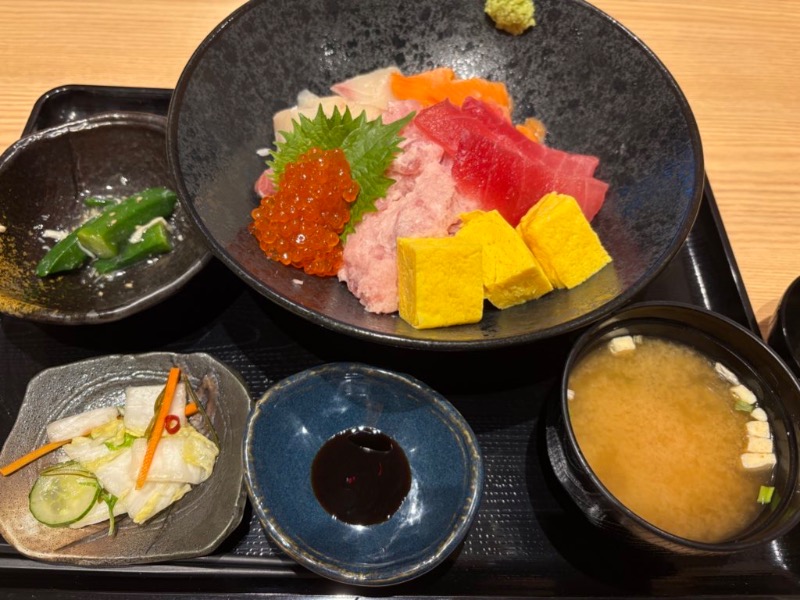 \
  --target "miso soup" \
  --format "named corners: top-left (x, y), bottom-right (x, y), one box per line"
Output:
top-left (568, 335), bottom-right (773, 543)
